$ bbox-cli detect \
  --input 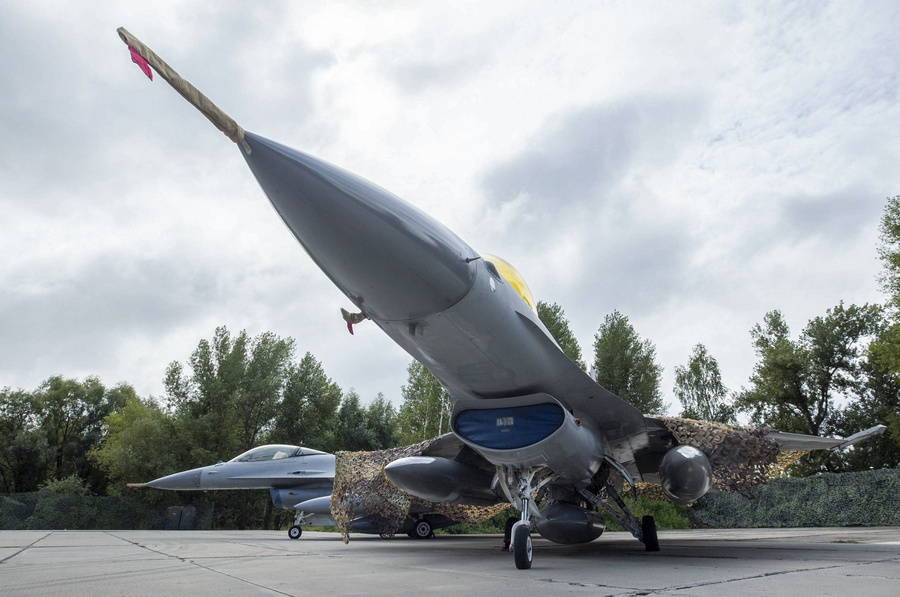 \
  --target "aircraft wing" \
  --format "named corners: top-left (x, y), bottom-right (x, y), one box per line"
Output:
top-left (763, 425), bottom-right (887, 451)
